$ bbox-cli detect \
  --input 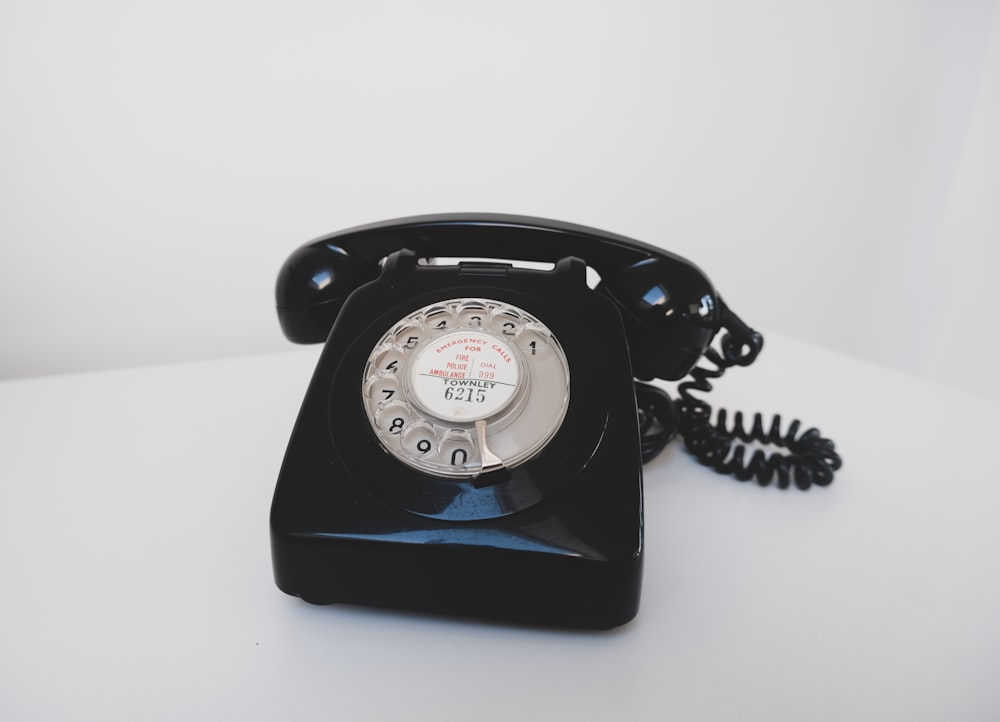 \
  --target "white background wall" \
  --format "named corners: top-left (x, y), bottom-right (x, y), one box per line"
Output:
top-left (2, 0), bottom-right (998, 400)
